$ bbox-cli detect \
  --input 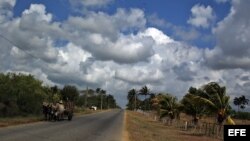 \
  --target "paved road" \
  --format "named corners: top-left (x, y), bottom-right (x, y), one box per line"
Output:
top-left (0, 110), bottom-right (125, 141)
